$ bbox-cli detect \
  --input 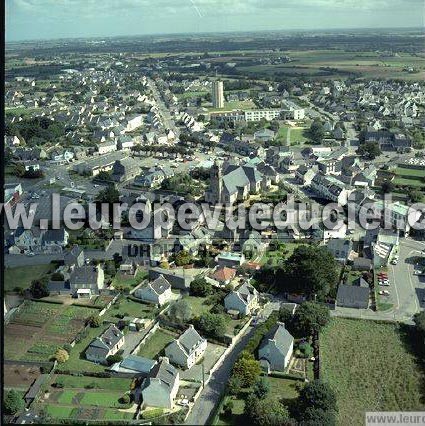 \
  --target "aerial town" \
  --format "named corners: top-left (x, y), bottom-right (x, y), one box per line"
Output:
top-left (3, 26), bottom-right (425, 426)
